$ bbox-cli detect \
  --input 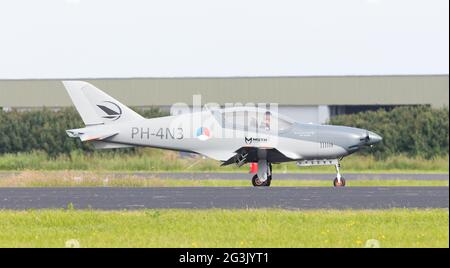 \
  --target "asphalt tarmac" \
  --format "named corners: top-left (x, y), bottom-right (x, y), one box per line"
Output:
top-left (0, 186), bottom-right (447, 210)
top-left (1, 172), bottom-right (445, 181)
top-left (118, 172), bottom-right (449, 181)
